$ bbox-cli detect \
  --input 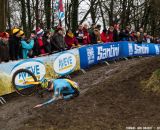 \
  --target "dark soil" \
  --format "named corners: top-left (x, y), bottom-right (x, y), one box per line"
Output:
top-left (1, 56), bottom-right (160, 130)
